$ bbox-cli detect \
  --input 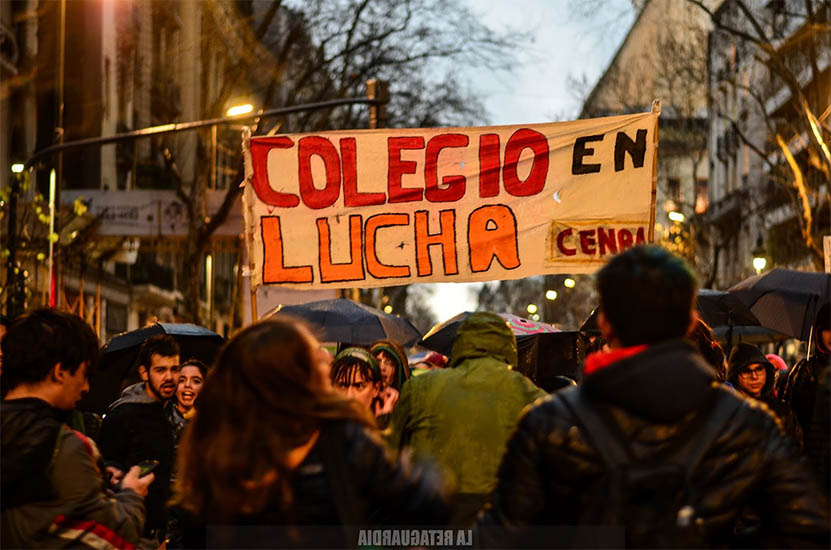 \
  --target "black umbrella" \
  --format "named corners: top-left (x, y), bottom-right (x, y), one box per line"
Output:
top-left (419, 312), bottom-right (558, 356)
top-left (696, 289), bottom-right (760, 328)
top-left (267, 298), bottom-right (421, 346)
top-left (712, 325), bottom-right (789, 347)
top-left (580, 308), bottom-right (601, 334)
top-left (728, 268), bottom-right (831, 341)
top-left (79, 323), bottom-right (224, 415)
top-left (580, 289), bottom-right (761, 334)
